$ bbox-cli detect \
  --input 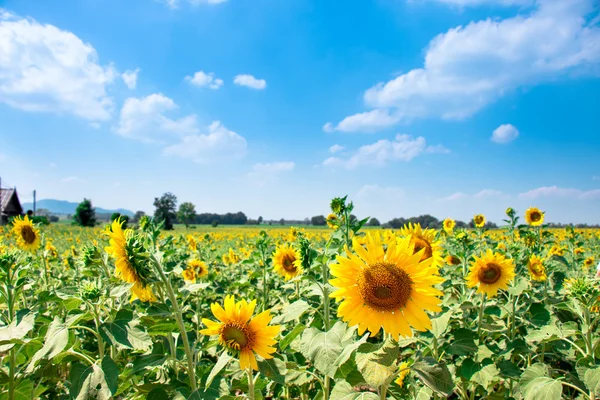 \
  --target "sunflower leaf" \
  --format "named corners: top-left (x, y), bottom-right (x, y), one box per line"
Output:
top-left (412, 357), bottom-right (454, 397)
